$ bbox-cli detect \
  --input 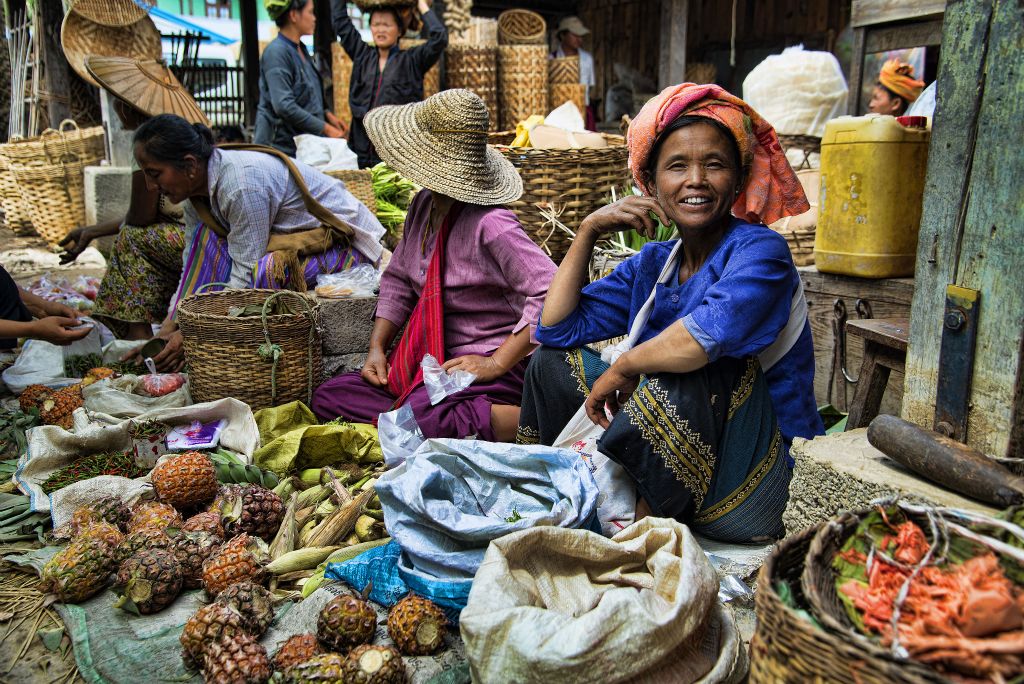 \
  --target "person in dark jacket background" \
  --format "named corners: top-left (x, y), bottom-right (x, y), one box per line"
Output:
top-left (254, 0), bottom-right (347, 156)
top-left (332, 0), bottom-right (446, 168)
